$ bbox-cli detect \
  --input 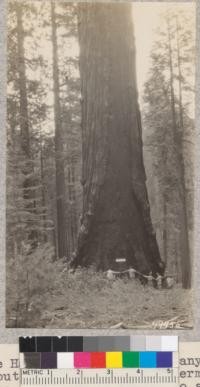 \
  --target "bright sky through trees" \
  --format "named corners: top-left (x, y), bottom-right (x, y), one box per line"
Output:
top-left (133, 2), bottom-right (195, 106)
top-left (8, 2), bottom-right (195, 133)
